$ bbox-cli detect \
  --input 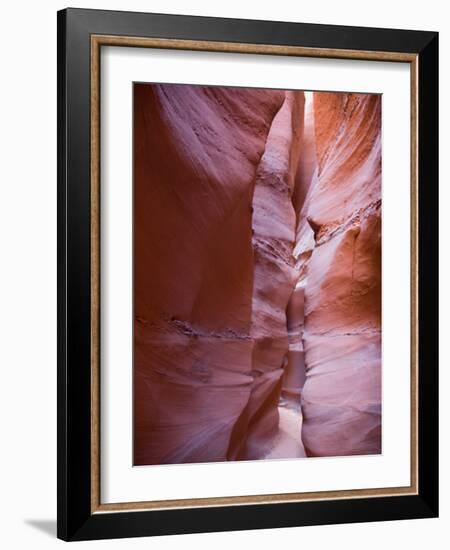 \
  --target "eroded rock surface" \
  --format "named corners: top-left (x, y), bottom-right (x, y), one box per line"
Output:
top-left (232, 91), bottom-right (305, 460)
top-left (134, 85), bottom-right (382, 465)
top-left (133, 83), bottom-right (285, 465)
top-left (299, 92), bottom-right (382, 457)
